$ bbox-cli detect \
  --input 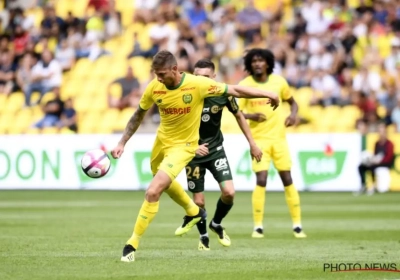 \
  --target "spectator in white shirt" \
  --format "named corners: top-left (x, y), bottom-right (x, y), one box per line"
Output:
top-left (310, 68), bottom-right (341, 106)
top-left (24, 49), bottom-right (62, 106)
top-left (128, 15), bottom-right (175, 58)
top-left (391, 98), bottom-right (400, 132)
top-left (352, 66), bottom-right (382, 96)
top-left (55, 38), bottom-right (75, 72)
